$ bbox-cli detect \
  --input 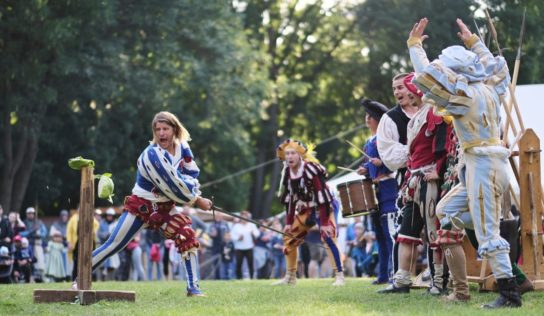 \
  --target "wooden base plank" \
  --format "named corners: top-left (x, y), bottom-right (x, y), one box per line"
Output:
top-left (33, 289), bottom-right (135, 305)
